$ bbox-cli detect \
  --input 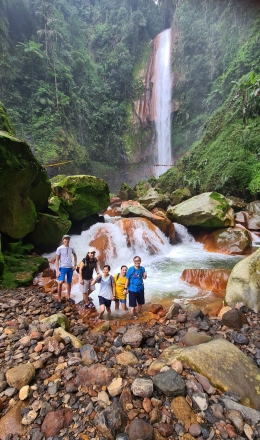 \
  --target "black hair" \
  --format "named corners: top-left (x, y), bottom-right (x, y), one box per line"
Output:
top-left (121, 265), bottom-right (128, 270)
top-left (133, 256), bottom-right (141, 261)
top-left (103, 264), bottom-right (110, 271)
